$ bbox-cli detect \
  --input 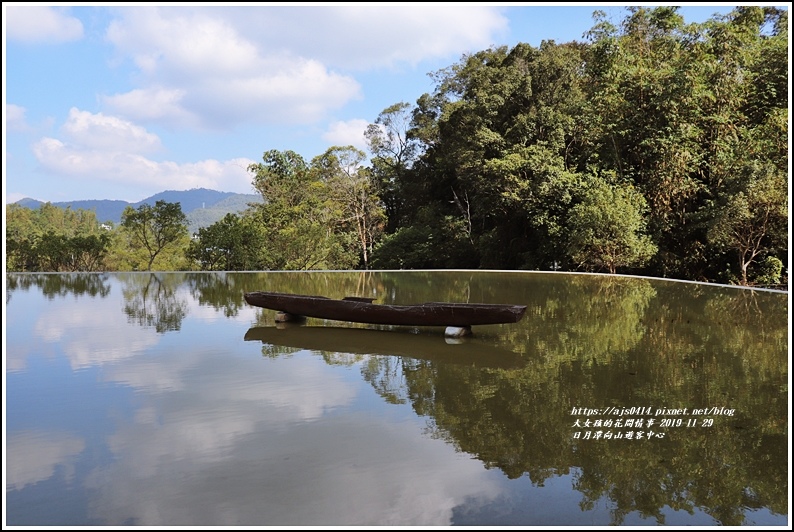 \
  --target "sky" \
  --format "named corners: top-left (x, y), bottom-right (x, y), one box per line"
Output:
top-left (3, 3), bottom-right (751, 205)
